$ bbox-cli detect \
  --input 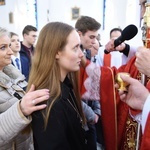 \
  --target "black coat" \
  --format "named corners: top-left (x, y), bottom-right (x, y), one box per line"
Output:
top-left (32, 77), bottom-right (87, 150)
